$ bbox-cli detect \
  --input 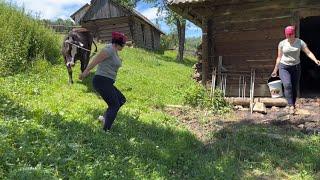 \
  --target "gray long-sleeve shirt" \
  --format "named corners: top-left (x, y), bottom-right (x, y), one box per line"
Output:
top-left (95, 44), bottom-right (122, 80)
top-left (279, 38), bottom-right (307, 66)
